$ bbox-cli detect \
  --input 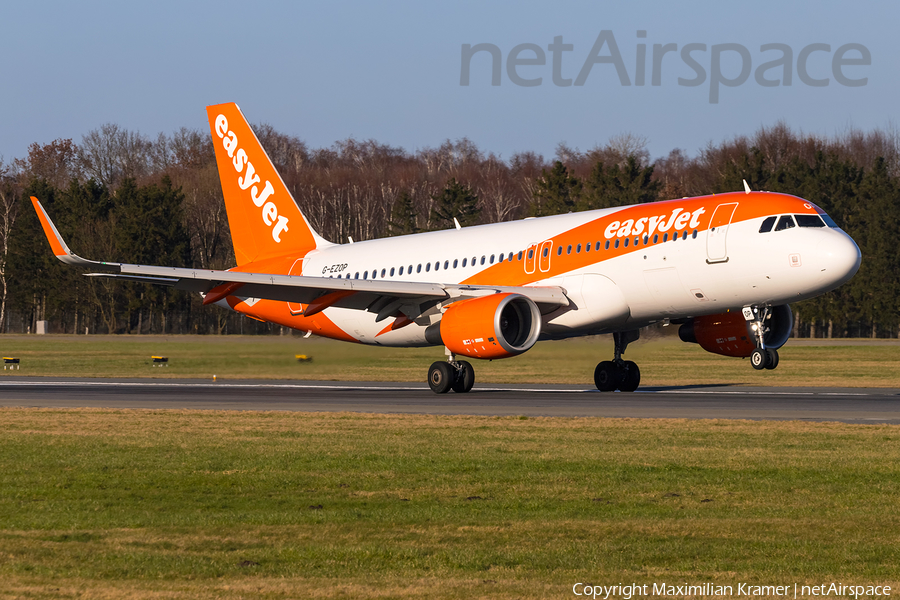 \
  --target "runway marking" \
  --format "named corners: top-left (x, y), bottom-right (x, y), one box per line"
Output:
top-left (667, 390), bottom-right (869, 397)
top-left (0, 380), bottom-right (881, 396)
